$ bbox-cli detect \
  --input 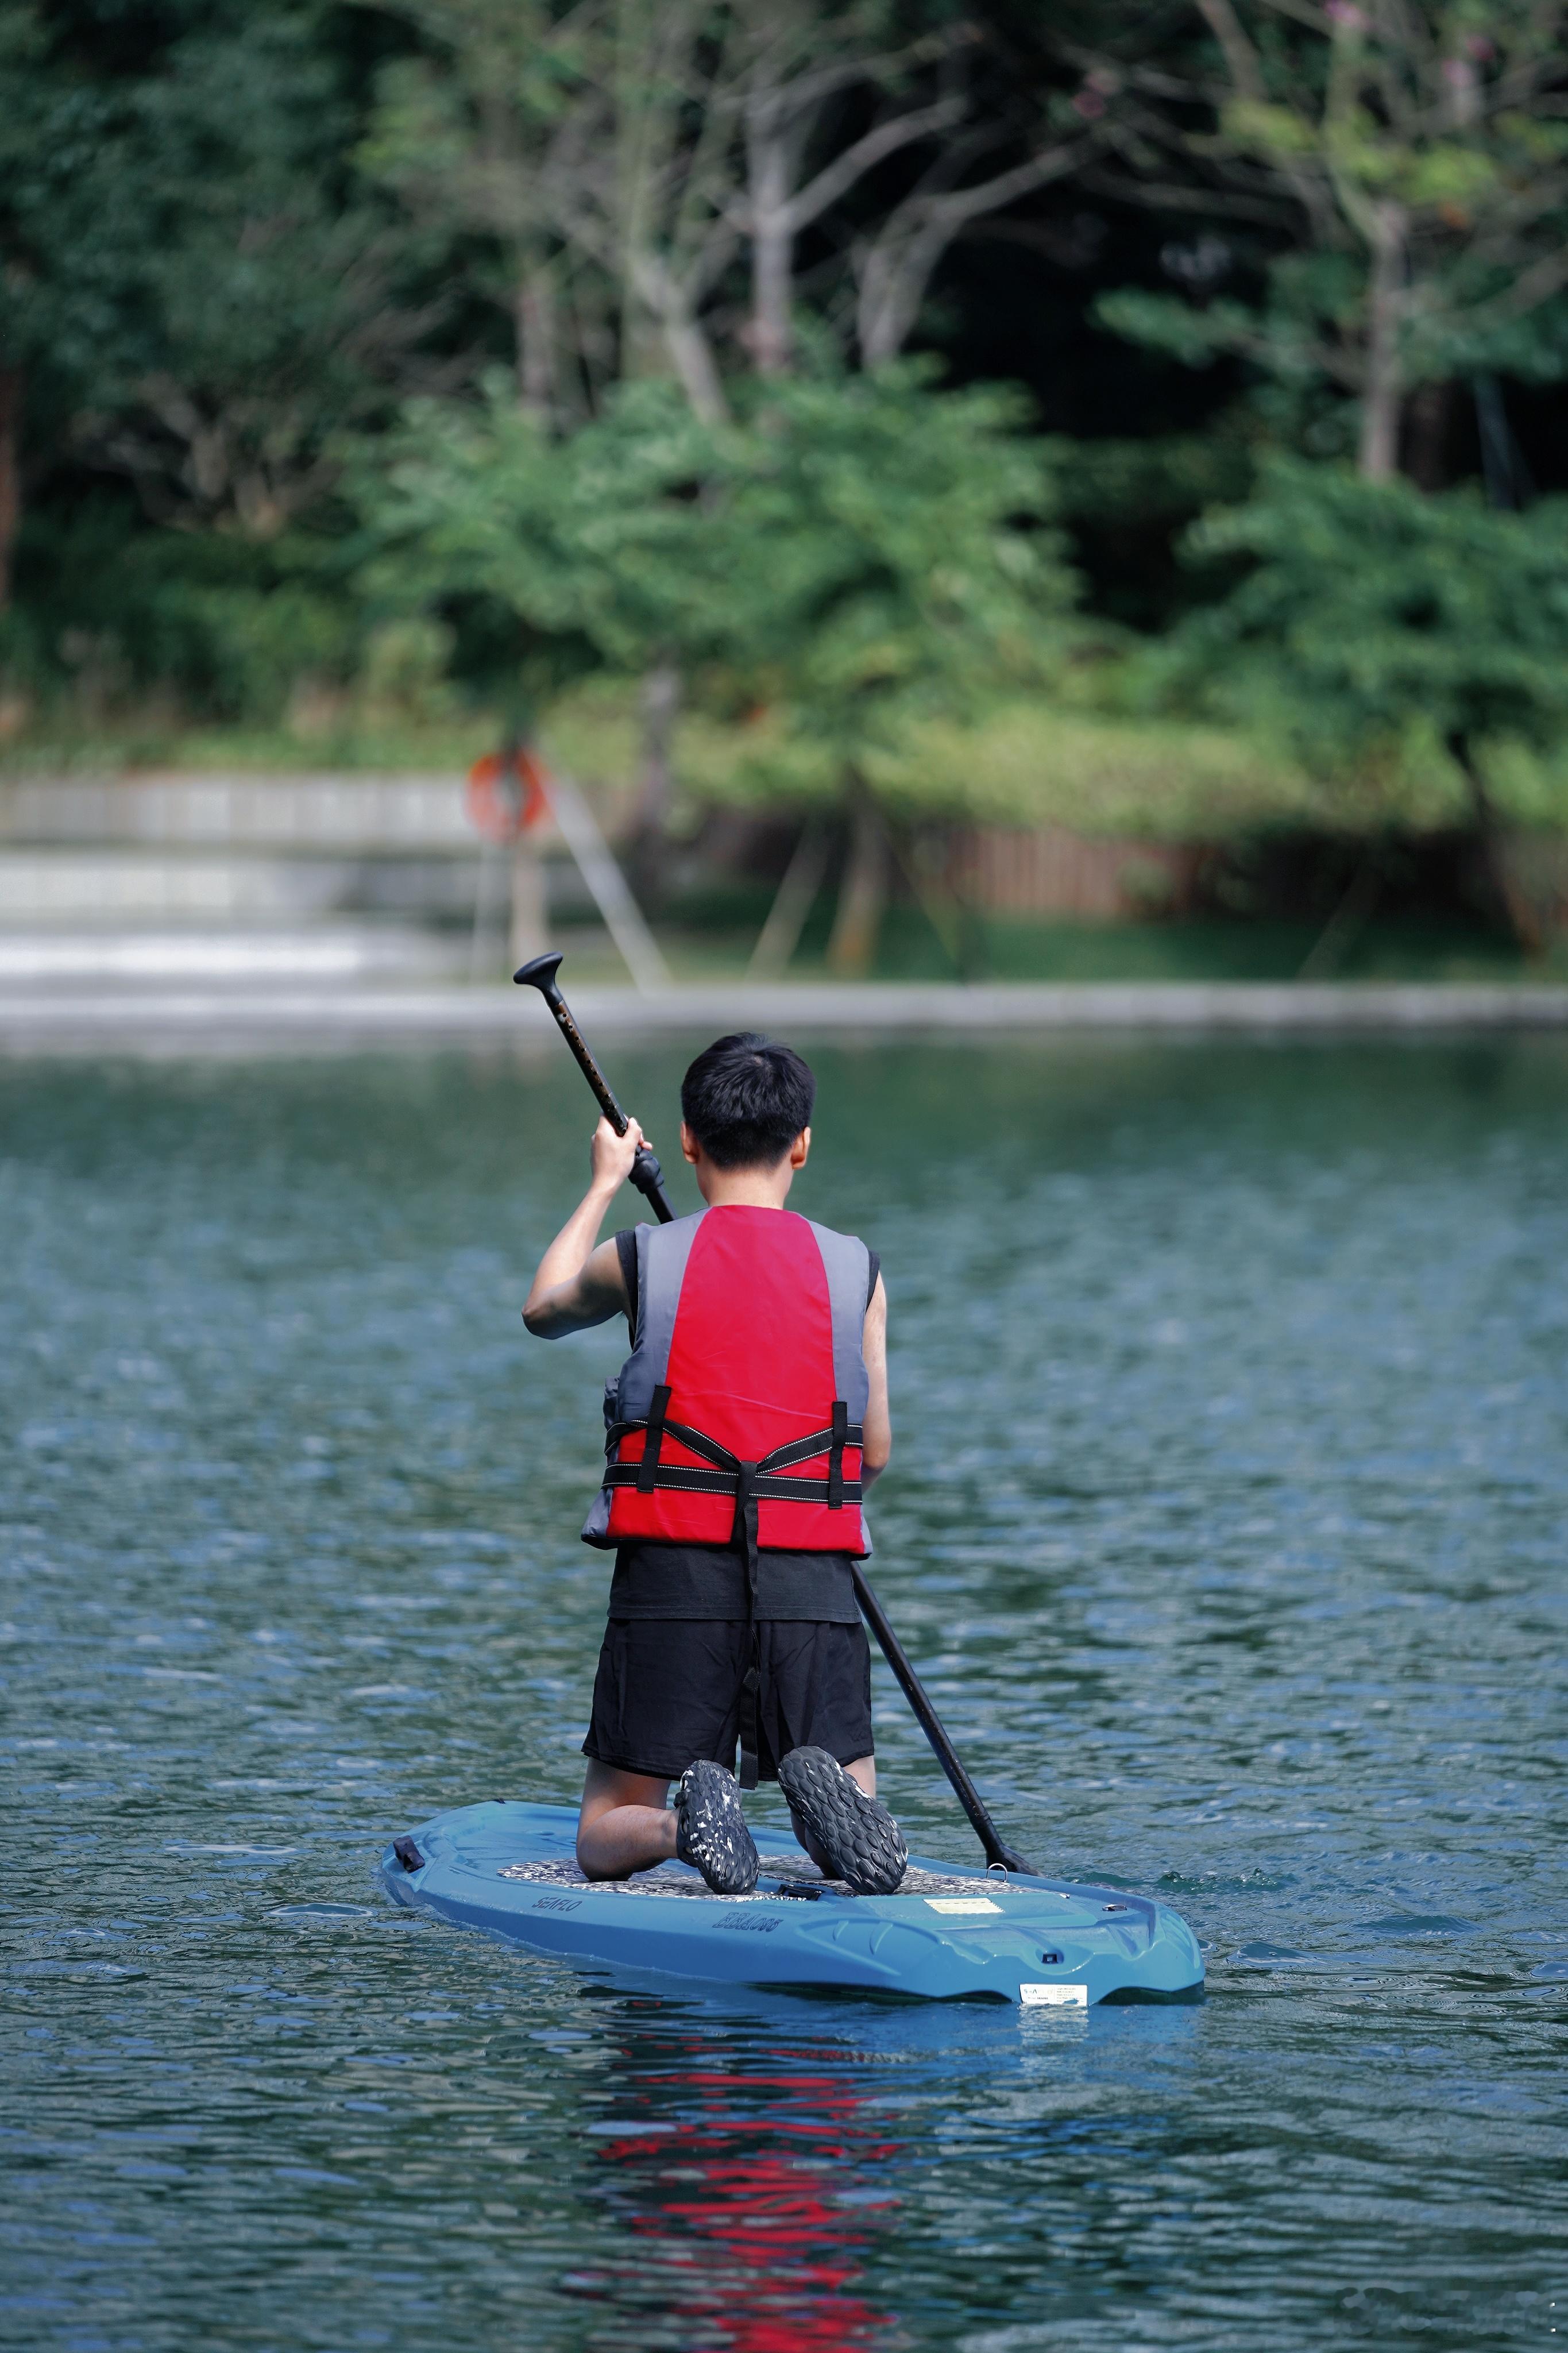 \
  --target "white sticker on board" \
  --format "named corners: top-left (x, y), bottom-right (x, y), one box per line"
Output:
top-left (1020, 1982), bottom-right (1088, 2007)
top-left (925, 1897), bottom-right (1002, 1915)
